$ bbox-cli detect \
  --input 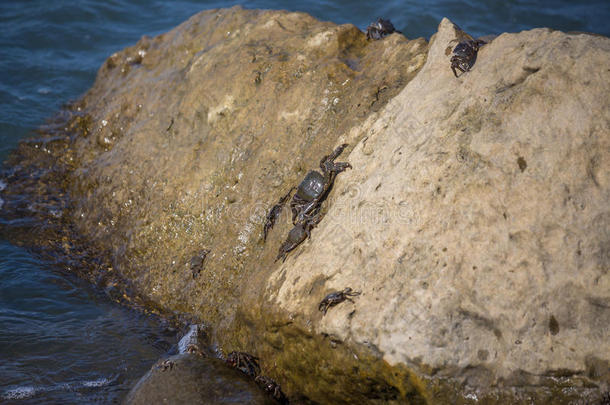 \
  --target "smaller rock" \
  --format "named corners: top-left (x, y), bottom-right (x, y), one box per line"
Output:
top-left (124, 354), bottom-right (274, 405)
